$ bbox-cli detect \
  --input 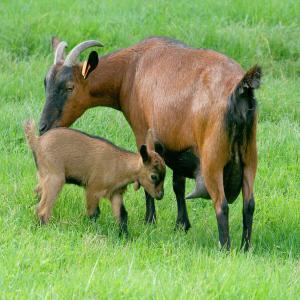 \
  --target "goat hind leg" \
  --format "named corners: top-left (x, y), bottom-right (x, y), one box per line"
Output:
top-left (202, 156), bottom-right (230, 250)
top-left (241, 164), bottom-right (256, 251)
top-left (37, 176), bottom-right (64, 224)
top-left (241, 134), bottom-right (257, 252)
